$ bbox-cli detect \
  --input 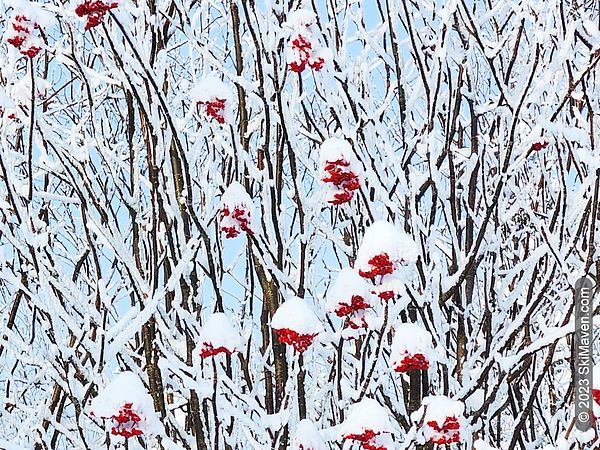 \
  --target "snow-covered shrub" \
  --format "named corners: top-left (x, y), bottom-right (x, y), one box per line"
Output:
top-left (286, 9), bottom-right (325, 73)
top-left (319, 137), bottom-right (360, 205)
top-left (414, 395), bottom-right (465, 445)
top-left (326, 268), bottom-right (374, 329)
top-left (293, 419), bottom-right (326, 450)
top-left (220, 181), bottom-right (254, 239)
top-left (191, 76), bottom-right (235, 125)
top-left (355, 221), bottom-right (418, 280)
top-left (198, 312), bottom-right (242, 358)
top-left (90, 372), bottom-right (162, 439)
top-left (340, 398), bottom-right (394, 450)
top-left (75, 0), bottom-right (117, 30)
top-left (390, 323), bottom-right (434, 373)
top-left (271, 297), bottom-right (322, 352)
